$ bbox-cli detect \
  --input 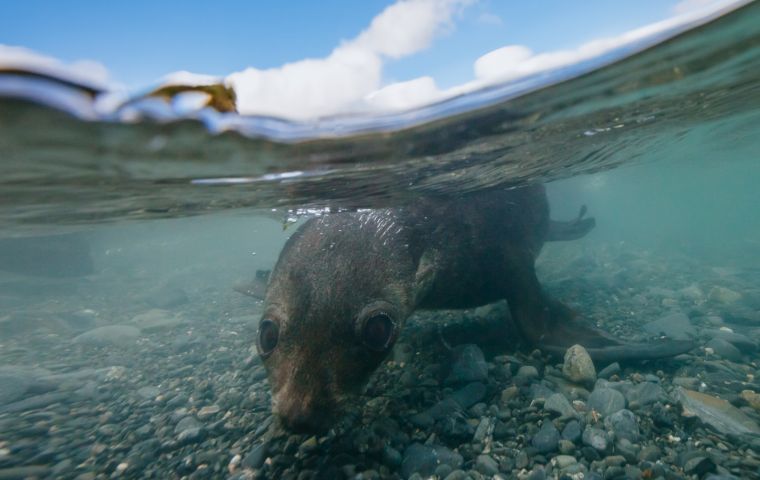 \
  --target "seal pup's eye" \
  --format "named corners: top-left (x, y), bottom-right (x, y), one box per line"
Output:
top-left (361, 313), bottom-right (395, 351)
top-left (257, 319), bottom-right (279, 356)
